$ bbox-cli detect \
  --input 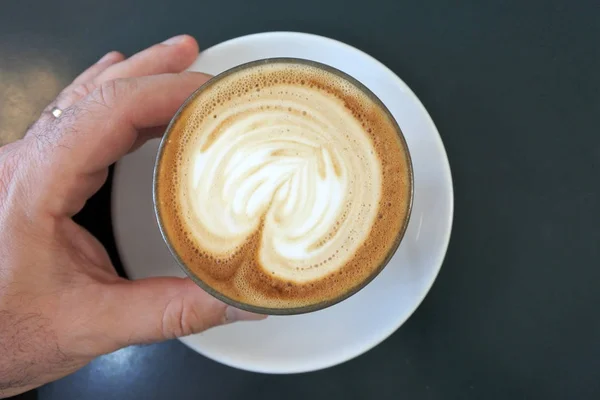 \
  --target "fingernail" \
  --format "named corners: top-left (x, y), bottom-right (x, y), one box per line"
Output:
top-left (97, 51), bottom-right (119, 63)
top-left (224, 306), bottom-right (267, 323)
top-left (162, 35), bottom-right (188, 46)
